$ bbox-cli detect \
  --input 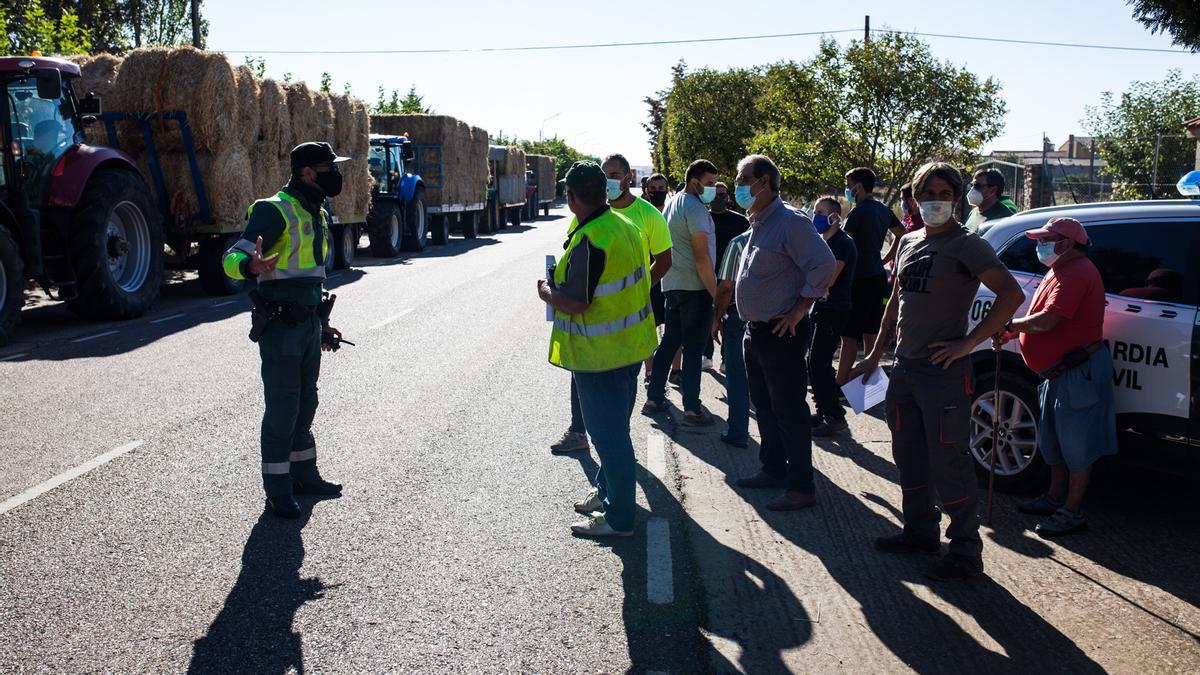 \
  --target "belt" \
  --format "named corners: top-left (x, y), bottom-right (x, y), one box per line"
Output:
top-left (1039, 341), bottom-right (1103, 381)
